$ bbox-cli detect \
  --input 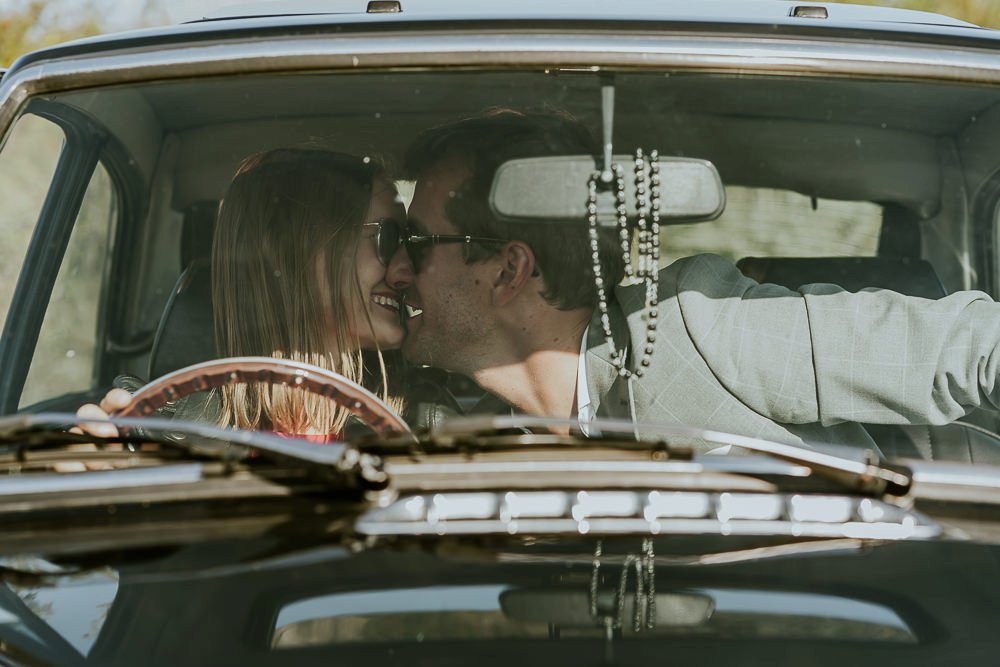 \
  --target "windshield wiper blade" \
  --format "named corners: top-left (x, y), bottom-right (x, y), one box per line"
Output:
top-left (420, 415), bottom-right (912, 498)
top-left (0, 412), bottom-right (388, 491)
